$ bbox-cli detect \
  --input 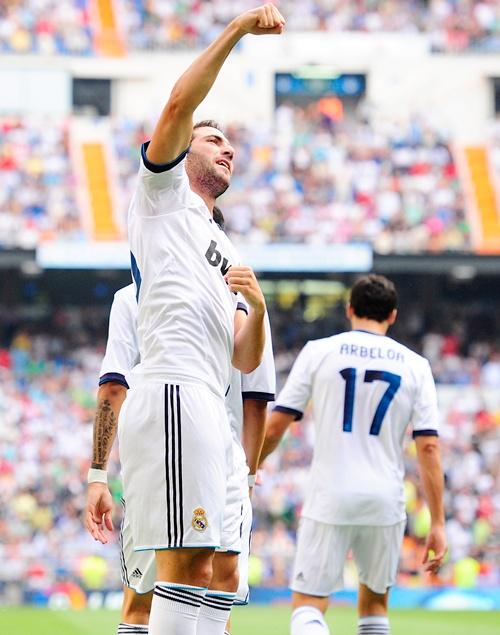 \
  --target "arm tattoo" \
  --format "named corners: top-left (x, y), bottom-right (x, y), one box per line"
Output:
top-left (92, 399), bottom-right (117, 470)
